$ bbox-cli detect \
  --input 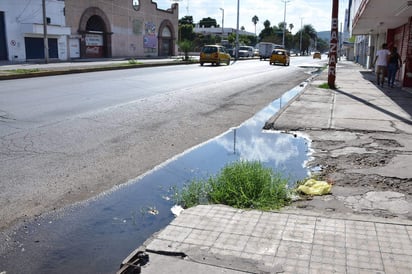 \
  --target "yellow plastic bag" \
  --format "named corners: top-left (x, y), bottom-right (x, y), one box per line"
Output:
top-left (297, 179), bottom-right (332, 195)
